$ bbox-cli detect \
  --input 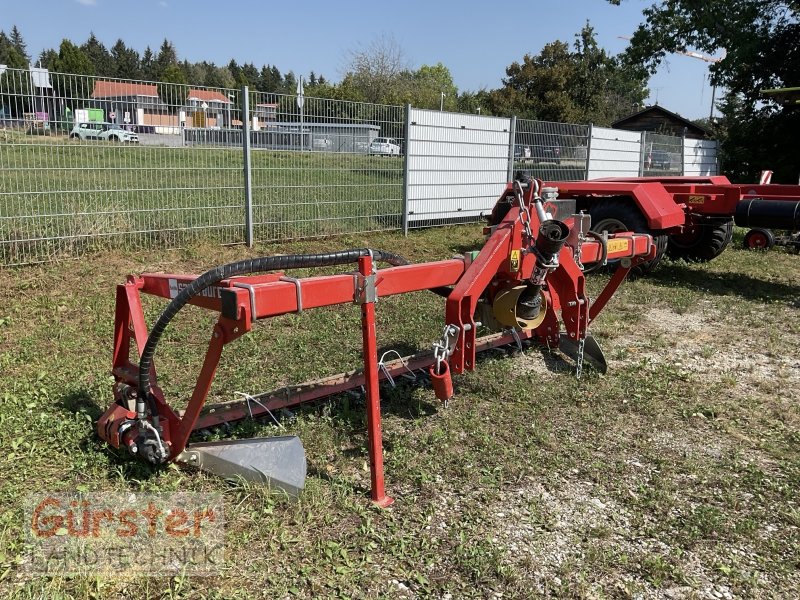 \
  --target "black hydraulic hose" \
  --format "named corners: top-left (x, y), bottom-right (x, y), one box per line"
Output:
top-left (137, 249), bottom-right (409, 417)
